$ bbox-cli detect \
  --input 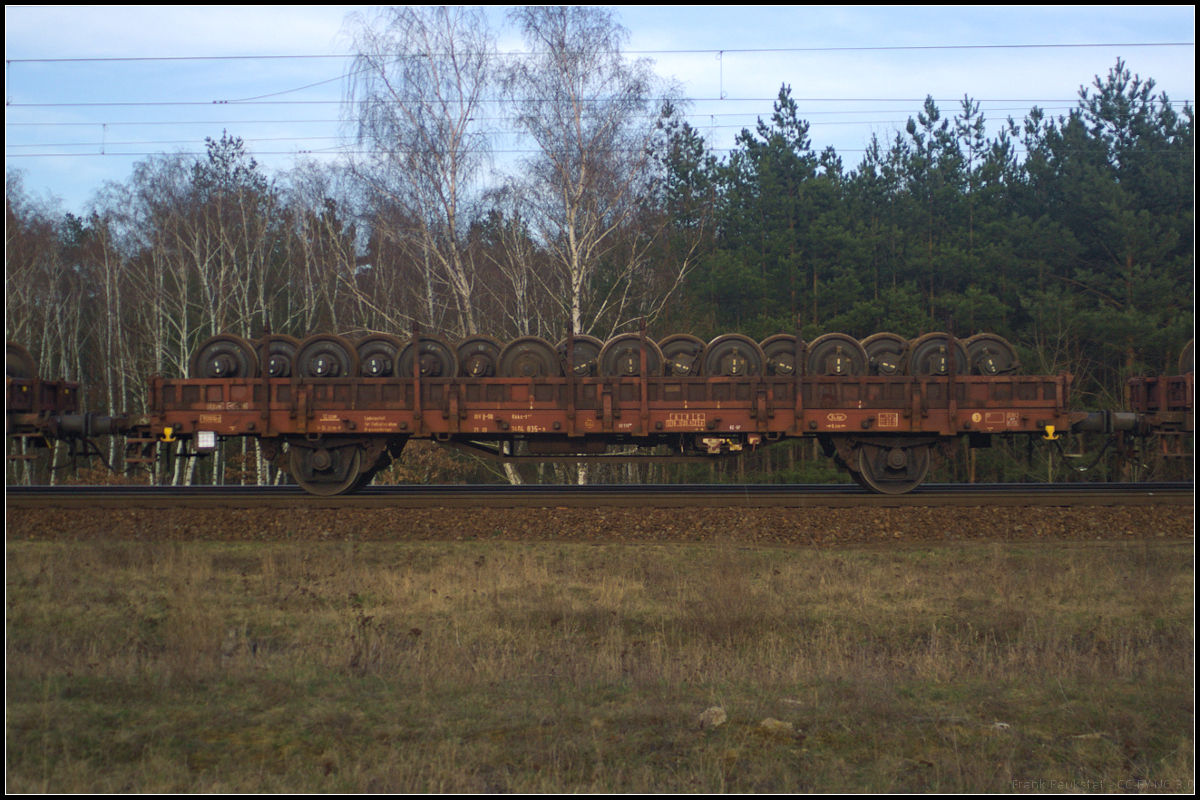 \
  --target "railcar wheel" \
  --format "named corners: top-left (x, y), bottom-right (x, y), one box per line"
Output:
top-left (598, 334), bottom-right (664, 377)
top-left (659, 334), bottom-right (706, 376)
top-left (856, 442), bottom-right (930, 495)
top-left (457, 335), bottom-right (504, 378)
top-left (190, 334), bottom-right (260, 379)
top-left (907, 333), bottom-right (969, 376)
top-left (498, 336), bottom-right (561, 378)
top-left (760, 334), bottom-right (801, 376)
top-left (257, 334), bottom-right (301, 378)
top-left (296, 334), bottom-right (359, 379)
top-left (357, 334), bottom-right (405, 378)
top-left (861, 332), bottom-right (909, 376)
top-left (6, 342), bottom-right (37, 380)
top-left (556, 335), bottom-right (604, 377)
top-left (964, 333), bottom-right (1020, 375)
top-left (806, 333), bottom-right (869, 376)
top-left (397, 335), bottom-right (458, 378)
top-left (703, 334), bottom-right (765, 377)
top-left (288, 443), bottom-right (363, 496)
top-left (844, 461), bottom-right (870, 489)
